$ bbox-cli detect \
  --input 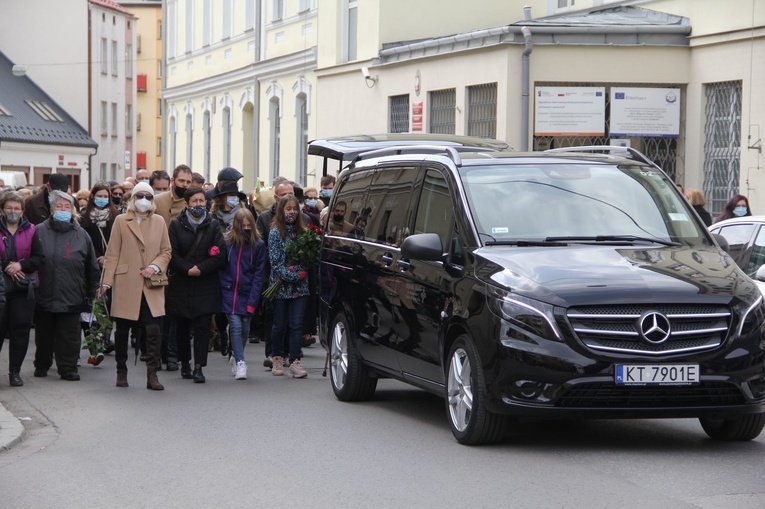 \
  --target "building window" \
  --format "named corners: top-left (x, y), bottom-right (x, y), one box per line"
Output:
top-left (203, 0), bottom-right (212, 45)
top-left (185, 0), bottom-right (194, 52)
top-left (223, 0), bottom-right (233, 39)
top-left (126, 105), bottom-right (133, 138)
top-left (158, 99), bottom-right (163, 118)
top-left (467, 83), bottom-right (497, 139)
top-left (169, 116), bottom-right (177, 170)
top-left (272, 0), bottom-right (284, 21)
top-left (245, 0), bottom-right (256, 30)
top-left (112, 102), bottom-right (118, 137)
top-left (186, 113), bottom-right (194, 168)
top-left (101, 101), bottom-right (108, 136)
top-left (125, 44), bottom-right (133, 77)
top-left (112, 41), bottom-right (118, 76)
top-left (296, 95), bottom-right (308, 186)
top-left (204, 111), bottom-right (212, 182)
top-left (557, 0), bottom-right (575, 9)
top-left (389, 95), bottom-right (409, 133)
top-left (298, 0), bottom-right (311, 13)
top-left (269, 99), bottom-right (280, 182)
top-left (223, 107), bottom-right (232, 167)
top-left (342, 0), bottom-right (358, 62)
top-left (158, 59), bottom-right (163, 79)
top-left (100, 163), bottom-right (107, 181)
top-left (168, 0), bottom-right (176, 57)
top-left (429, 88), bottom-right (456, 134)
top-left (101, 38), bottom-right (108, 74)
top-left (703, 80), bottom-right (742, 217)
top-left (158, 20), bottom-right (163, 40)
